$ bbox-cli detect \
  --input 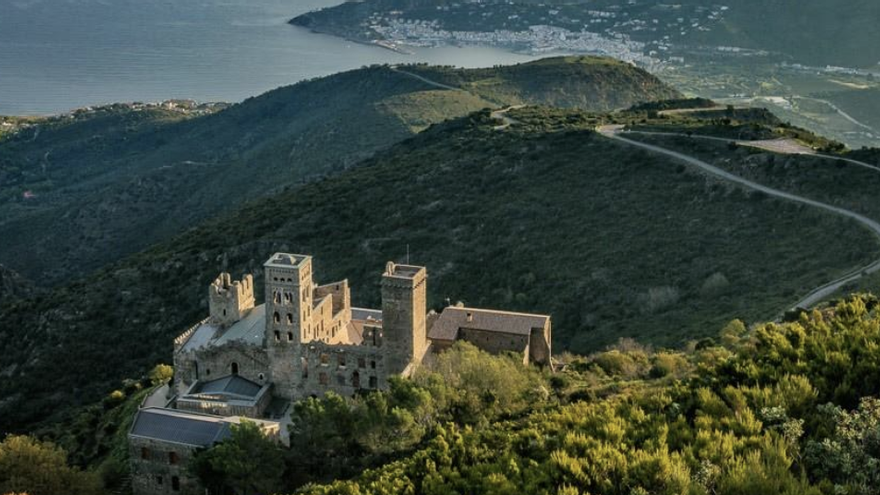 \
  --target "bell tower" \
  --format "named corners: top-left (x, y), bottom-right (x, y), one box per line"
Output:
top-left (264, 253), bottom-right (313, 399)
